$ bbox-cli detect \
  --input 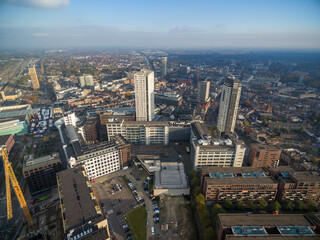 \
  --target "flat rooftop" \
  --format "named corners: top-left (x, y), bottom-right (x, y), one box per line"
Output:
top-left (277, 226), bottom-right (314, 236)
top-left (123, 121), bottom-right (169, 126)
top-left (226, 236), bottom-right (318, 240)
top-left (191, 122), bottom-right (211, 140)
top-left (23, 152), bottom-right (61, 172)
top-left (202, 166), bottom-right (266, 175)
top-left (57, 168), bottom-right (101, 231)
top-left (219, 214), bottom-right (313, 227)
top-left (205, 176), bottom-right (277, 185)
top-left (231, 226), bottom-right (268, 236)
